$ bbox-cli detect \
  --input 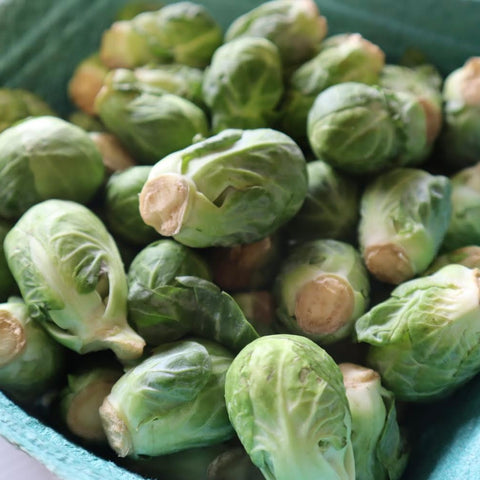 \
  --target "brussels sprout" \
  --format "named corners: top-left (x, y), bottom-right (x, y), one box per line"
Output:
top-left (355, 264), bottom-right (480, 401)
top-left (0, 88), bottom-right (55, 133)
top-left (60, 366), bottom-right (123, 443)
top-left (231, 291), bottom-right (277, 337)
top-left (89, 132), bottom-right (136, 174)
top-left (359, 168), bottom-right (451, 284)
top-left (225, 334), bottom-right (355, 480)
top-left (0, 116), bottom-right (105, 219)
top-left (379, 64), bottom-right (443, 145)
top-left (207, 446), bottom-right (265, 480)
top-left (307, 82), bottom-right (429, 174)
top-left (127, 240), bottom-right (258, 350)
top-left (139, 128), bottom-right (308, 247)
top-left (339, 363), bottom-right (409, 480)
top-left (438, 57), bottom-right (480, 169)
top-left (202, 37), bottom-right (284, 132)
top-left (100, 338), bottom-right (235, 457)
top-left (274, 239), bottom-right (370, 344)
top-left (225, 0), bottom-right (328, 70)
top-left (0, 220), bottom-right (17, 301)
top-left (95, 69), bottom-right (209, 164)
top-left (442, 162), bottom-right (480, 250)
top-left (208, 235), bottom-right (283, 292)
top-left (104, 166), bottom-right (157, 245)
top-left (285, 160), bottom-right (360, 244)
top-left (280, 33), bottom-right (385, 142)
top-left (4, 199), bottom-right (146, 362)
top-left (68, 54), bottom-right (108, 115)
top-left (68, 111), bottom-right (105, 132)
top-left (100, 2), bottom-right (223, 69)
top-left (0, 297), bottom-right (65, 401)
top-left (425, 246), bottom-right (480, 275)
